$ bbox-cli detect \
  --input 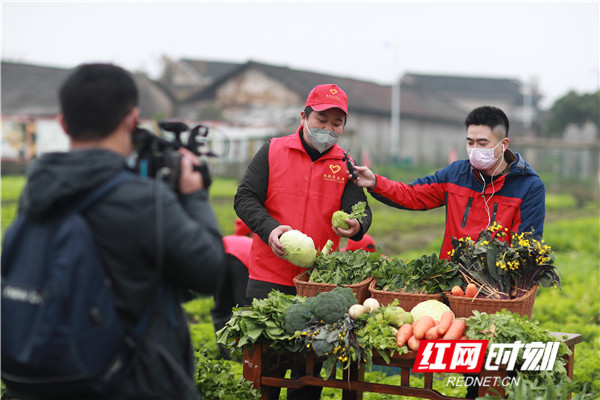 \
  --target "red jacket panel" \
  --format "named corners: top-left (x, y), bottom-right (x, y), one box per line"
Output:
top-left (223, 235), bottom-right (252, 268)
